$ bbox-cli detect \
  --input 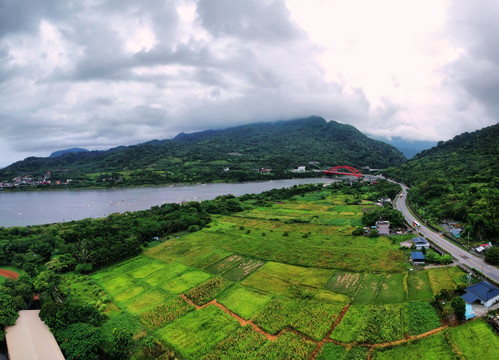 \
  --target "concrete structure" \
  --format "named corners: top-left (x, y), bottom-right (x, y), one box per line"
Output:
top-left (375, 221), bottom-right (390, 235)
top-left (5, 310), bottom-right (65, 360)
top-left (411, 251), bottom-right (425, 264)
top-left (412, 237), bottom-right (430, 250)
top-left (461, 281), bottom-right (499, 308)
